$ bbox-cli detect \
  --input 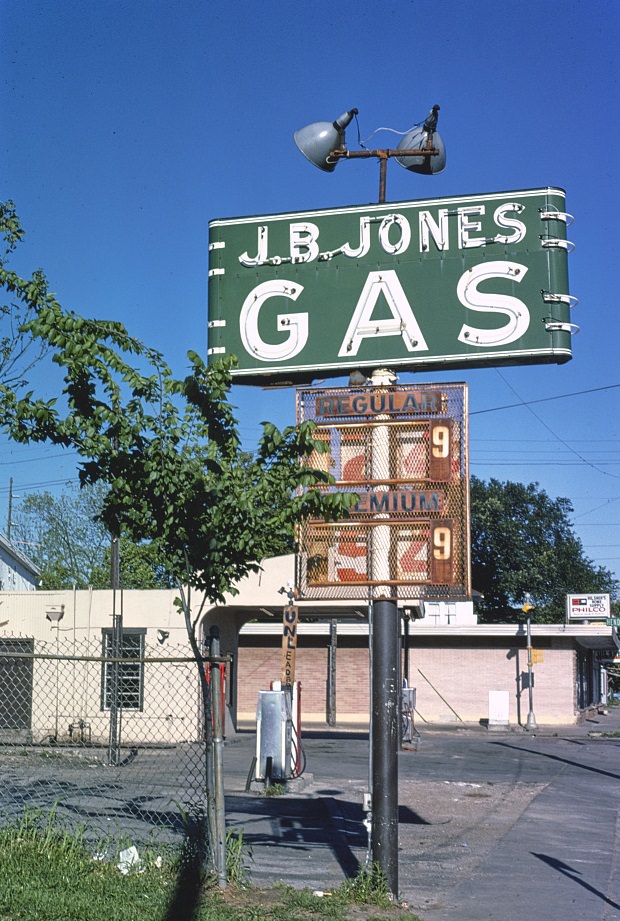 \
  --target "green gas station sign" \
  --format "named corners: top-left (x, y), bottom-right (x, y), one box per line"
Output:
top-left (208, 187), bottom-right (575, 383)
